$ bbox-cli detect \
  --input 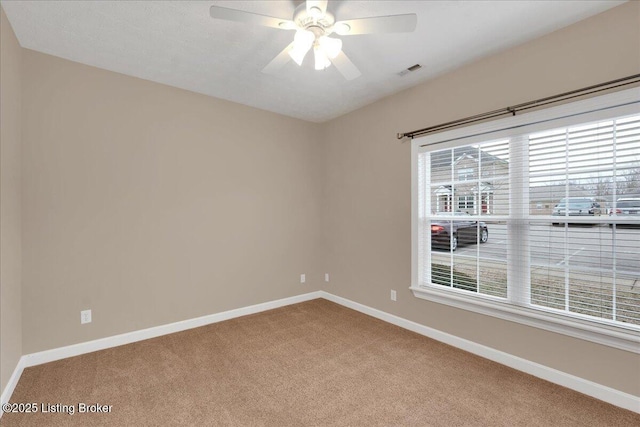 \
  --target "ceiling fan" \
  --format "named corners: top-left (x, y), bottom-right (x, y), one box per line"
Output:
top-left (210, 1), bottom-right (417, 80)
